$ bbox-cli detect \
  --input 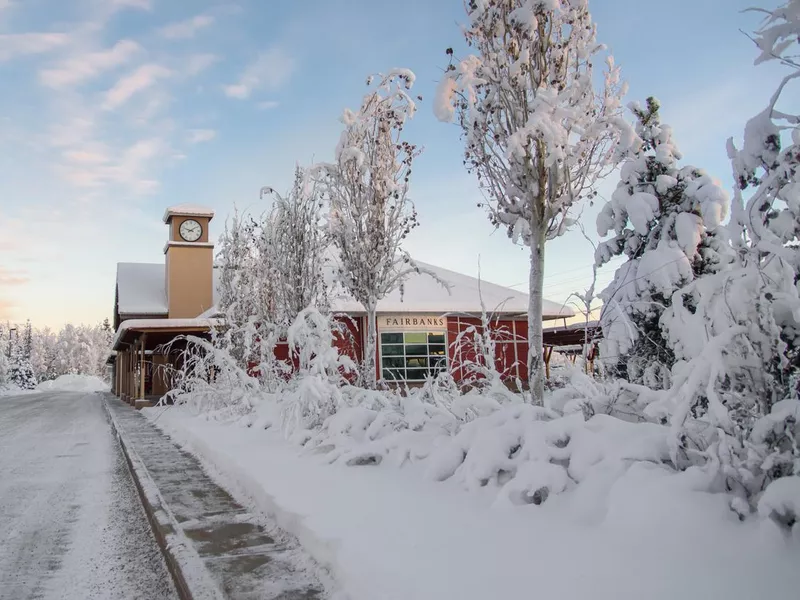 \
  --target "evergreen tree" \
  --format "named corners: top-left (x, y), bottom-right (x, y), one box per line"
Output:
top-left (595, 98), bottom-right (729, 390)
top-left (23, 320), bottom-right (33, 360)
top-left (9, 329), bottom-right (37, 390)
top-left (0, 323), bottom-right (10, 387)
